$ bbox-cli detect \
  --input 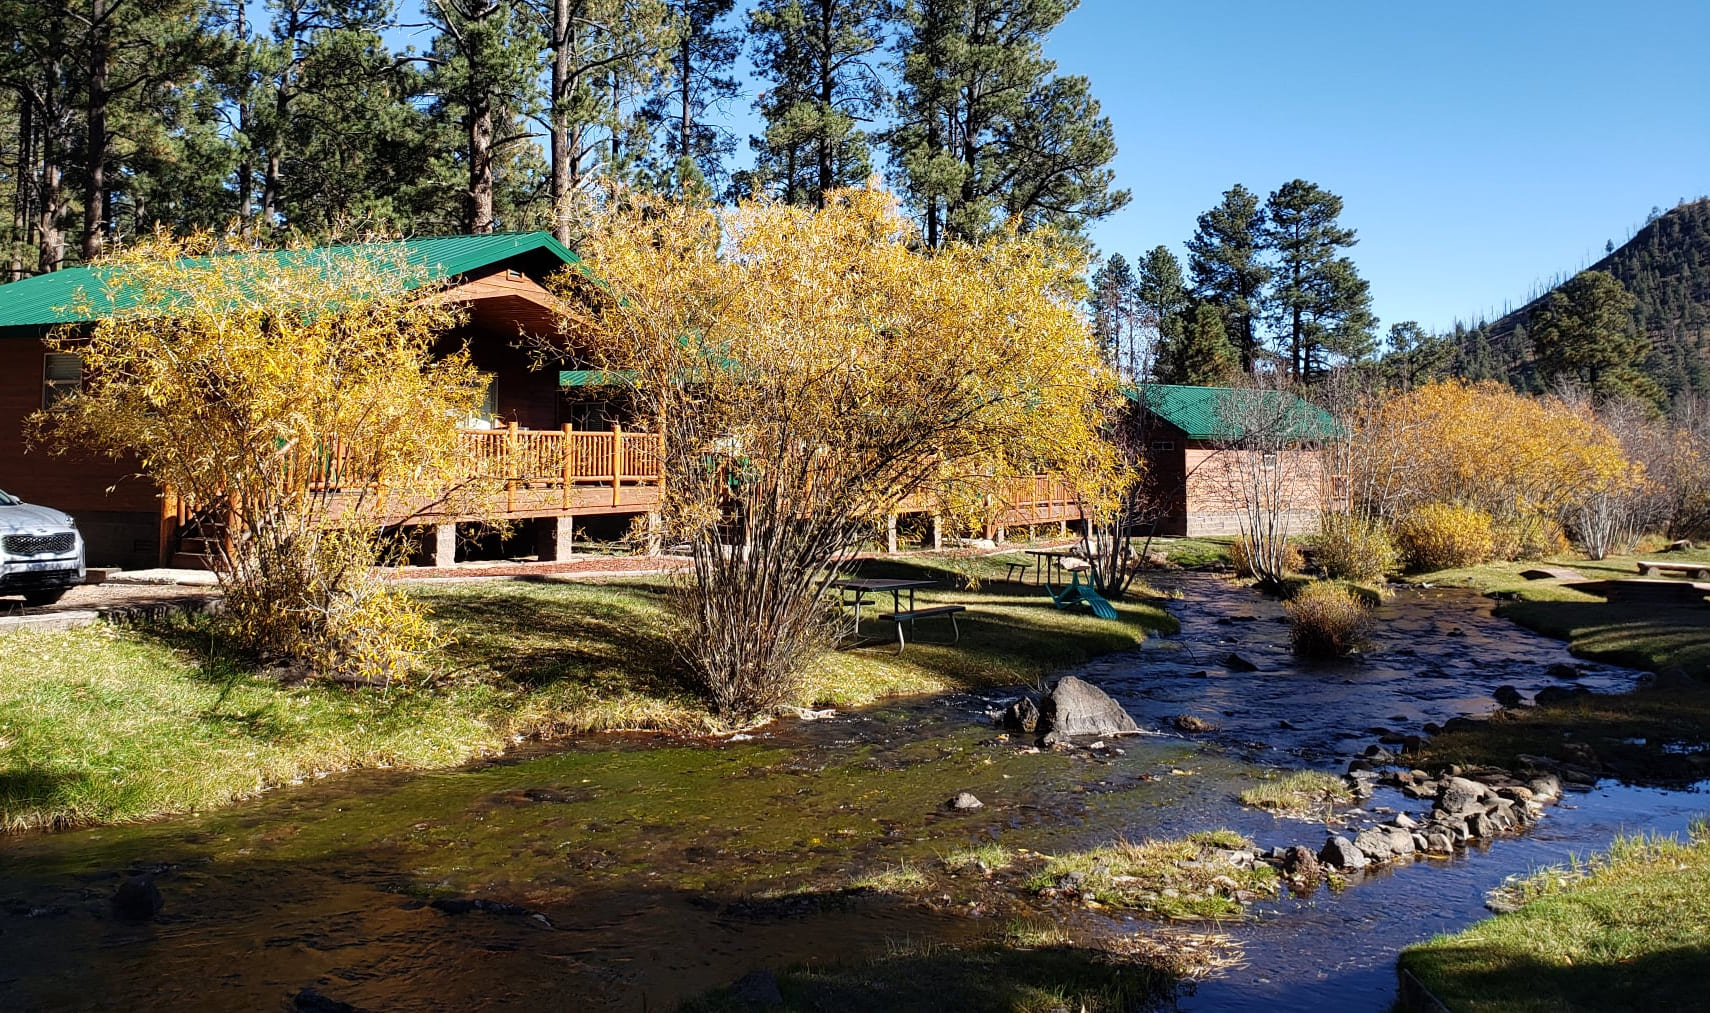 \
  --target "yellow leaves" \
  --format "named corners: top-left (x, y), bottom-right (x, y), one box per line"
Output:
top-left (566, 186), bottom-right (1119, 528)
top-left (33, 229), bottom-right (486, 679)
top-left (1358, 380), bottom-right (1633, 521)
